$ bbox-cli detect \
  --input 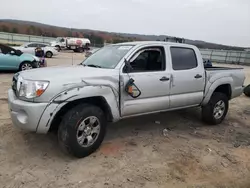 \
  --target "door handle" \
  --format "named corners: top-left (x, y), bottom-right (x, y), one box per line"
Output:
top-left (194, 74), bottom-right (202, 79)
top-left (159, 76), bottom-right (170, 81)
